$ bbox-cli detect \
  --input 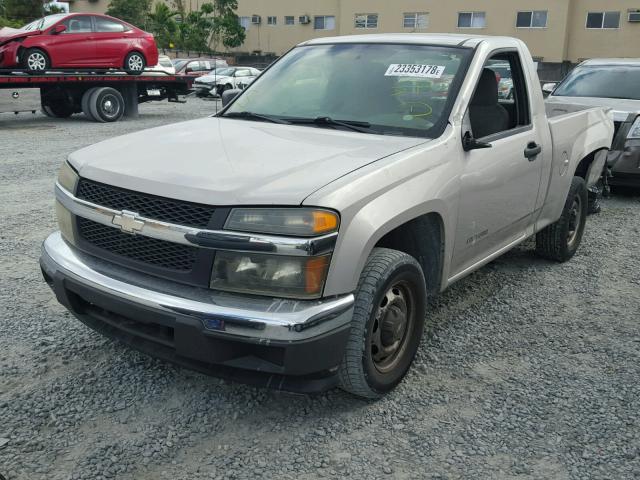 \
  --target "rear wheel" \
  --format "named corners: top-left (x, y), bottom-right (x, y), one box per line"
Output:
top-left (81, 87), bottom-right (99, 121)
top-left (88, 87), bottom-right (125, 123)
top-left (536, 176), bottom-right (588, 262)
top-left (23, 48), bottom-right (50, 74)
top-left (124, 52), bottom-right (146, 75)
top-left (41, 99), bottom-right (74, 118)
top-left (338, 248), bottom-right (427, 399)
